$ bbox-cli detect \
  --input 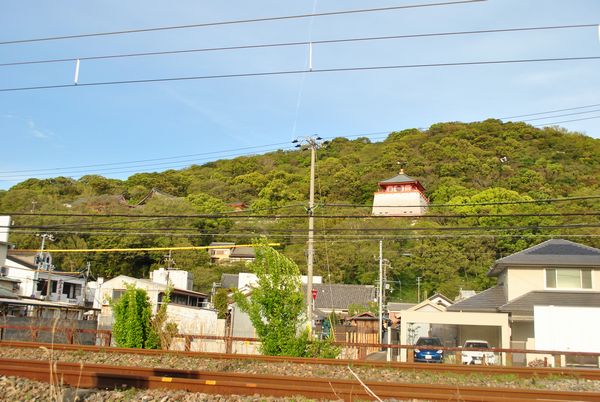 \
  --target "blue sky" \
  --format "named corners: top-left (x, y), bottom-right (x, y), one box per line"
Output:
top-left (1, 0), bottom-right (599, 190)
